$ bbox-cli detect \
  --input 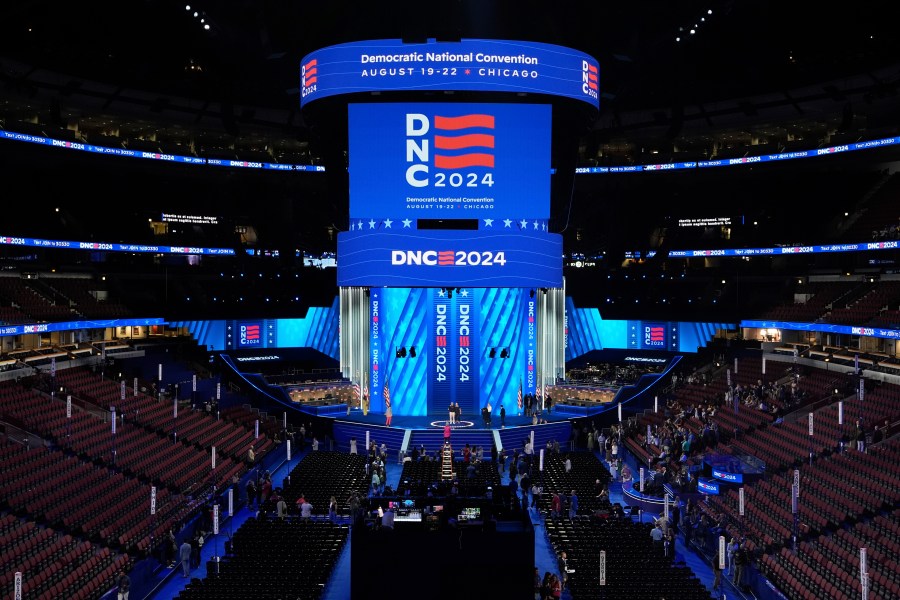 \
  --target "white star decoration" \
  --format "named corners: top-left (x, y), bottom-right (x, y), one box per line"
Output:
top-left (437, 289), bottom-right (446, 297)
top-left (402, 218), bottom-right (412, 228)
top-left (533, 220), bottom-right (539, 230)
top-left (503, 219), bottom-right (512, 228)
top-left (460, 289), bottom-right (469, 297)
top-left (357, 220), bottom-right (363, 230)
top-left (368, 219), bottom-right (376, 229)
top-left (519, 219), bottom-right (528, 229)
top-left (384, 218), bottom-right (393, 229)
top-left (483, 218), bottom-right (494, 227)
